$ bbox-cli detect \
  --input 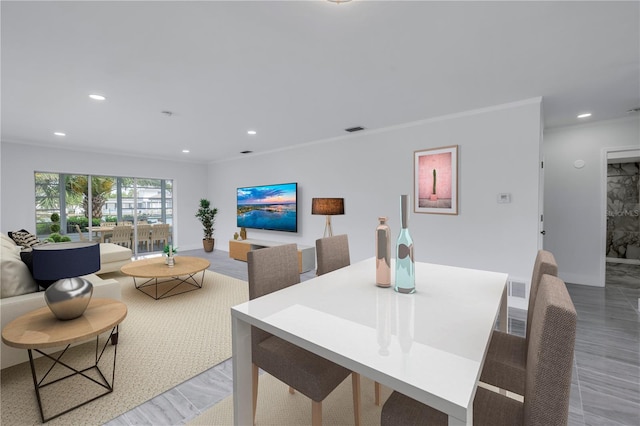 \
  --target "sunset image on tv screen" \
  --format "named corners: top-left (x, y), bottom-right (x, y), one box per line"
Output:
top-left (237, 182), bottom-right (297, 232)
